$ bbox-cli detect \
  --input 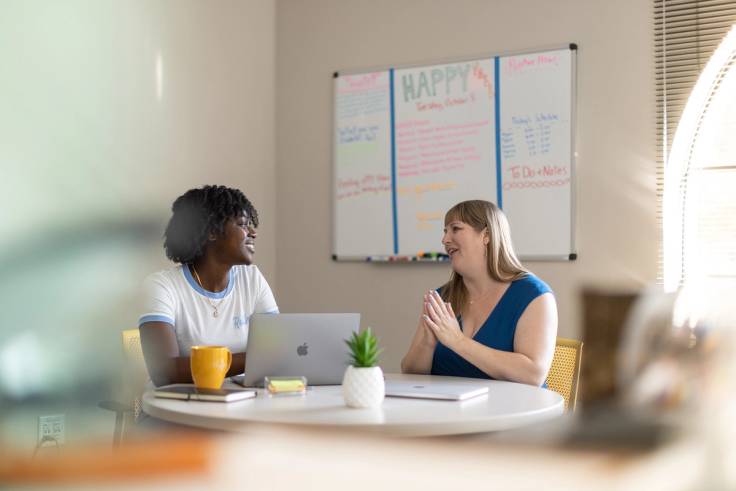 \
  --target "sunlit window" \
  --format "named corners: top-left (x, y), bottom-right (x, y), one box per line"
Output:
top-left (664, 25), bottom-right (736, 291)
